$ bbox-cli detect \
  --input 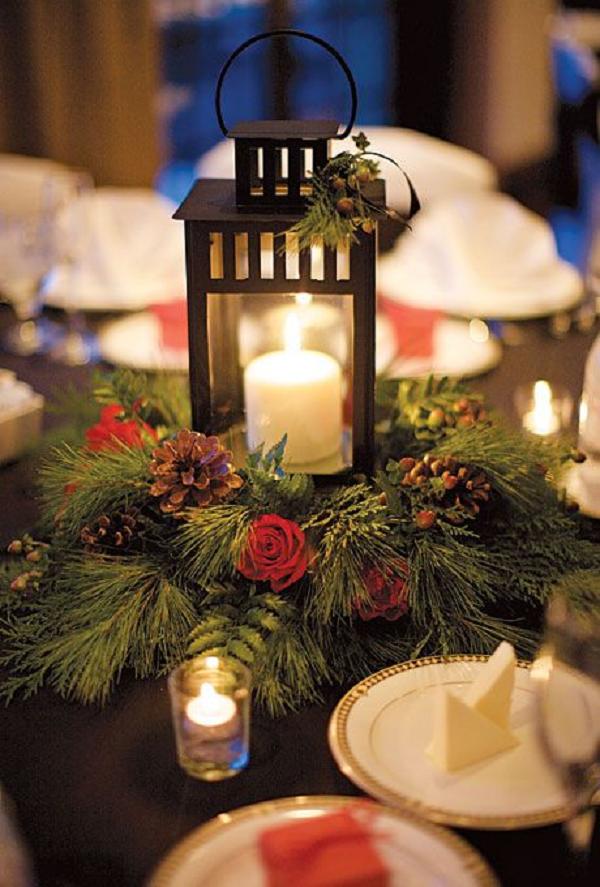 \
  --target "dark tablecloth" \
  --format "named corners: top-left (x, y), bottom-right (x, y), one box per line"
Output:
top-left (1, 305), bottom-right (599, 886)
